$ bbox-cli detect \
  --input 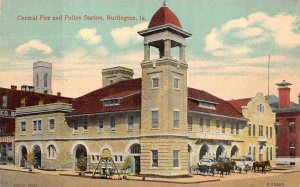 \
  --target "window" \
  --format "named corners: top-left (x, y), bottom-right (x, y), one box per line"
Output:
top-left (152, 77), bottom-right (159, 88)
top-left (173, 150), bottom-right (180, 167)
top-left (270, 127), bottom-right (272, 138)
top-left (114, 155), bottom-right (118, 162)
top-left (259, 125), bottom-right (263, 136)
top-left (266, 147), bottom-right (269, 160)
top-left (216, 120), bottom-right (220, 133)
top-left (20, 121), bottom-right (26, 132)
top-left (275, 124), bottom-right (280, 134)
top-left (119, 156), bottom-right (123, 162)
top-left (21, 98), bottom-right (26, 107)
top-left (199, 116), bottom-right (203, 132)
top-left (231, 123), bottom-right (234, 134)
top-left (98, 118), bottom-right (103, 131)
top-left (73, 120), bottom-right (78, 133)
top-left (198, 101), bottom-right (217, 110)
top-left (33, 120), bottom-right (42, 133)
top-left (109, 79), bottom-right (114, 85)
top-left (270, 147), bottom-right (273, 160)
top-left (110, 116), bottom-right (115, 131)
top-left (236, 123), bottom-right (239, 135)
top-left (173, 77), bottom-right (180, 89)
top-left (47, 145), bottom-right (56, 159)
top-left (257, 104), bottom-right (264, 112)
top-left (151, 150), bottom-right (158, 167)
top-left (2, 95), bottom-right (8, 108)
top-left (151, 110), bottom-right (159, 128)
top-left (289, 121), bottom-right (296, 133)
top-left (248, 146), bottom-right (251, 156)
top-left (44, 73), bottom-right (48, 87)
top-left (36, 73), bottom-right (39, 87)
top-left (0, 119), bottom-right (4, 133)
top-left (49, 118), bottom-right (55, 132)
top-left (103, 99), bottom-right (120, 106)
top-left (222, 121), bottom-right (225, 133)
top-left (128, 114), bottom-right (134, 131)
top-left (173, 111), bottom-right (180, 128)
top-left (253, 147), bottom-right (256, 161)
top-left (206, 118), bottom-right (210, 132)
top-left (253, 124), bottom-right (256, 136)
top-left (188, 116), bottom-right (193, 131)
top-left (248, 124), bottom-right (251, 136)
top-left (266, 126), bottom-right (268, 137)
top-left (83, 119), bottom-right (88, 132)
top-left (276, 147), bottom-right (278, 157)
top-left (290, 142), bottom-right (295, 157)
